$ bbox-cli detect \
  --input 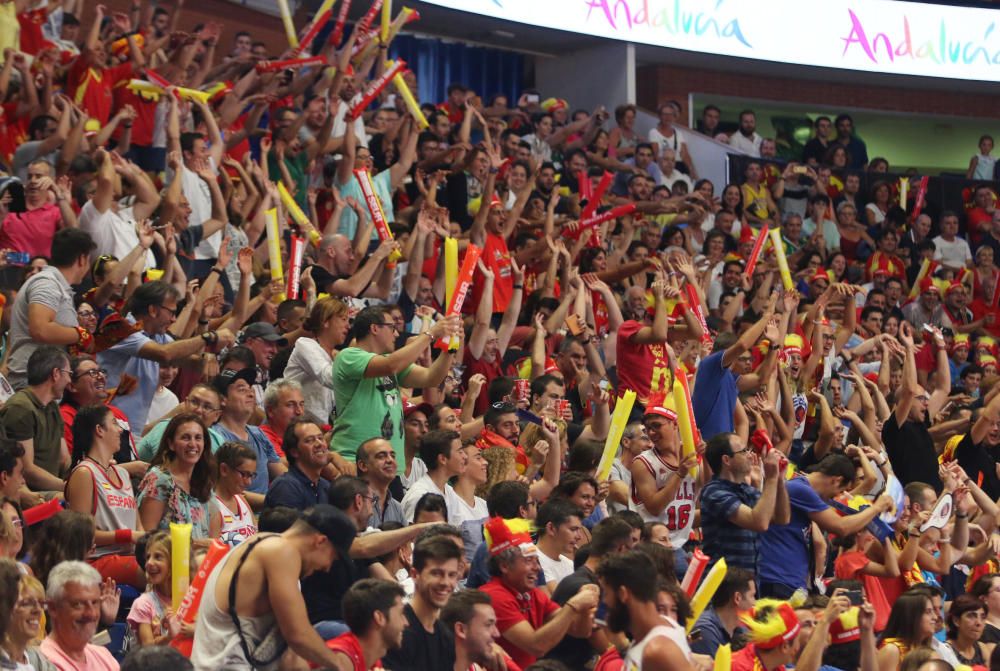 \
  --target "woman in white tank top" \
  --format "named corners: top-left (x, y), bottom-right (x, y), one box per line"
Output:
top-left (209, 442), bottom-right (258, 547)
top-left (65, 405), bottom-right (144, 588)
